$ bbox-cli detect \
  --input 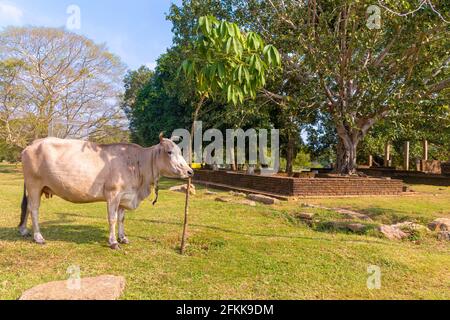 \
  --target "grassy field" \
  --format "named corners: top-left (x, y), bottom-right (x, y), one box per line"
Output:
top-left (0, 163), bottom-right (449, 300)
